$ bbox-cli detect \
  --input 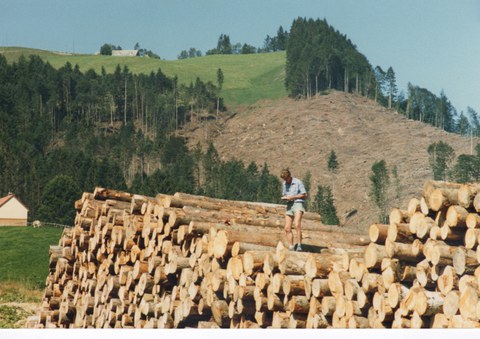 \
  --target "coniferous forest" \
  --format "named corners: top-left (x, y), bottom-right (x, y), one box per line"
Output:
top-left (0, 54), bottom-right (280, 224)
top-left (285, 17), bottom-right (464, 134)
